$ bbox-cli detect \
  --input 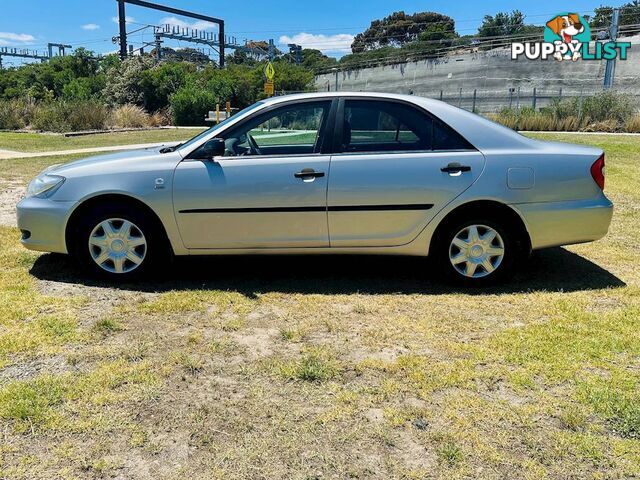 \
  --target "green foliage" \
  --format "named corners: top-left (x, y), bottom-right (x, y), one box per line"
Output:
top-left (591, 1), bottom-right (640, 32)
top-left (578, 371), bottom-right (640, 438)
top-left (0, 45), bottom-right (315, 131)
top-left (0, 99), bottom-right (35, 130)
top-left (139, 62), bottom-right (196, 112)
top-left (93, 318), bottom-right (124, 333)
top-left (62, 76), bottom-right (105, 101)
top-left (437, 441), bottom-right (463, 466)
top-left (477, 10), bottom-right (542, 37)
top-left (0, 375), bottom-right (66, 426)
top-left (170, 85), bottom-right (218, 126)
top-left (493, 91), bottom-right (636, 132)
top-left (103, 56), bottom-right (155, 107)
top-left (276, 347), bottom-right (341, 383)
top-left (300, 49), bottom-right (338, 71)
top-left (272, 60), bottom-right (315, 93)
top-left (351, 11), bottom-right (456, 53)
top-left (0, 48), bottom-right (106, 102)
top-left (32, 100), bottom-right (109, 132)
